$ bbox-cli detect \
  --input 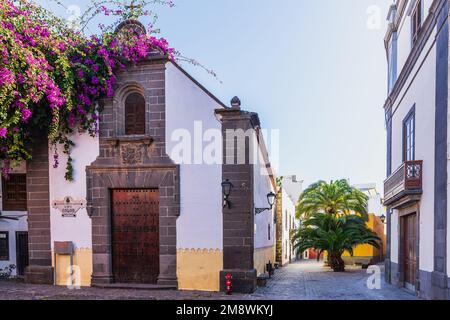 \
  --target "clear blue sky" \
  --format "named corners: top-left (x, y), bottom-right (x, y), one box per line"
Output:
top-left (42, 0), bottom-right (389, 191)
